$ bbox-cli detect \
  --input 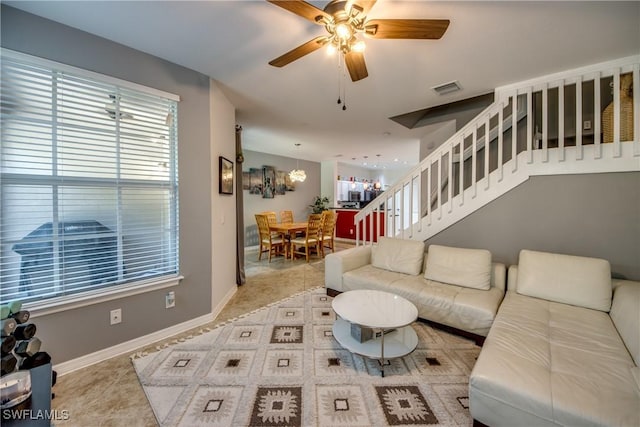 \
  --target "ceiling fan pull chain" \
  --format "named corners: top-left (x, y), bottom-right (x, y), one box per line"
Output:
top-left (335, 52), bottom-right (347, 111)
top-left (337, 52), bottom-right (342, 105)
top-left (342, 56), bottom-right (347, 111)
